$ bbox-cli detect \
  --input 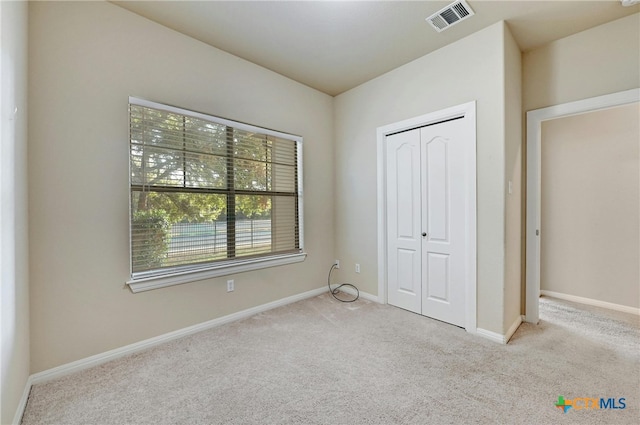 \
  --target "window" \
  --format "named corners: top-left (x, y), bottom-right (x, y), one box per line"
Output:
top-left (127, 97), bottom-right (304, 292)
